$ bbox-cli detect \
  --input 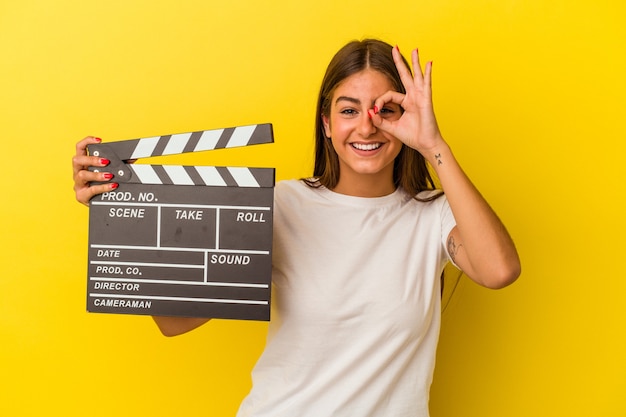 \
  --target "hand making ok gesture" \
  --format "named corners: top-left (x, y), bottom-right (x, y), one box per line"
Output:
top-left (369, 46), bottom-right (444, 161)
